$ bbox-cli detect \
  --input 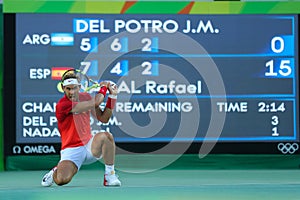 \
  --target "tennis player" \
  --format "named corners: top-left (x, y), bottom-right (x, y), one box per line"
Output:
top-left (41, 73), bottom-right (121, 187)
